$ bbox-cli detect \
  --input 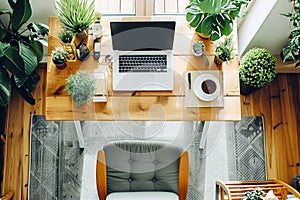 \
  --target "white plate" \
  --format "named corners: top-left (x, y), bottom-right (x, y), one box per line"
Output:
top-left (193, 74), bottom-right (220, 101)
